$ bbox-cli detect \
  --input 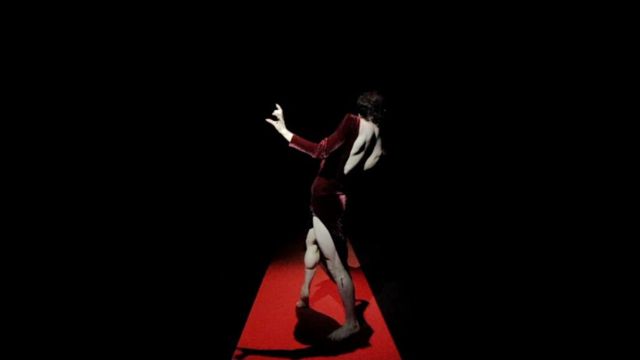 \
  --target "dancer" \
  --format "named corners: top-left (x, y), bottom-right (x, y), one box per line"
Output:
top-left (265, 91), bottom-right (384, 341)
